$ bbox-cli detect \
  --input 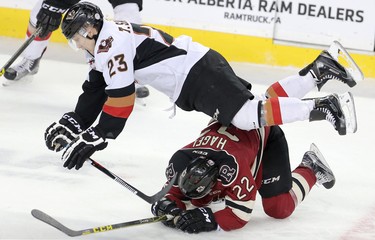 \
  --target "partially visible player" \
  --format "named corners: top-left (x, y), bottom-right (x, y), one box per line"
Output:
top-left (3, 0), bottom-right (149, 99)
top-left (151, 120), bottom-right (335, 233)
